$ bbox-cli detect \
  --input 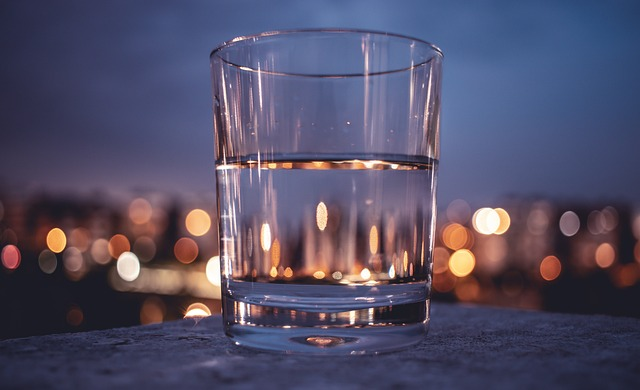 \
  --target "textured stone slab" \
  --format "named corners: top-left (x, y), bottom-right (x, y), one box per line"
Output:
top-left (1, 303), bottom-right (639, 389)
